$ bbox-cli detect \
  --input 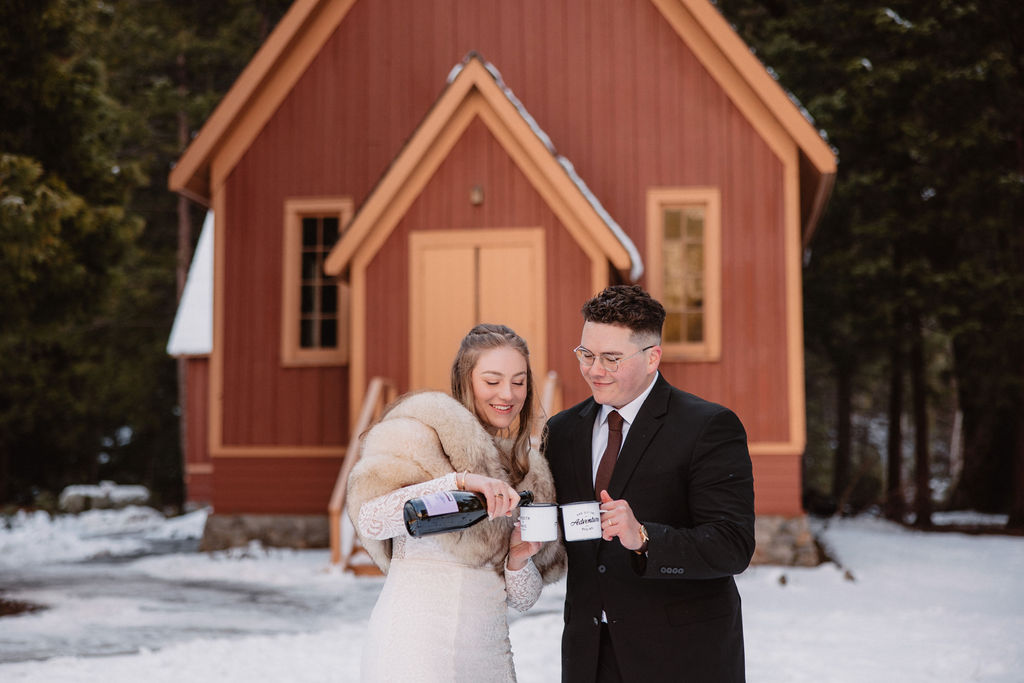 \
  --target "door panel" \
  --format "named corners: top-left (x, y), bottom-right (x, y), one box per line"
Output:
top-left (478, 245), bottom-right (542, 355)
top-left (410, 245), bottom-right (477, 393)
top-left (410, 229), bottom-right (546, 393)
